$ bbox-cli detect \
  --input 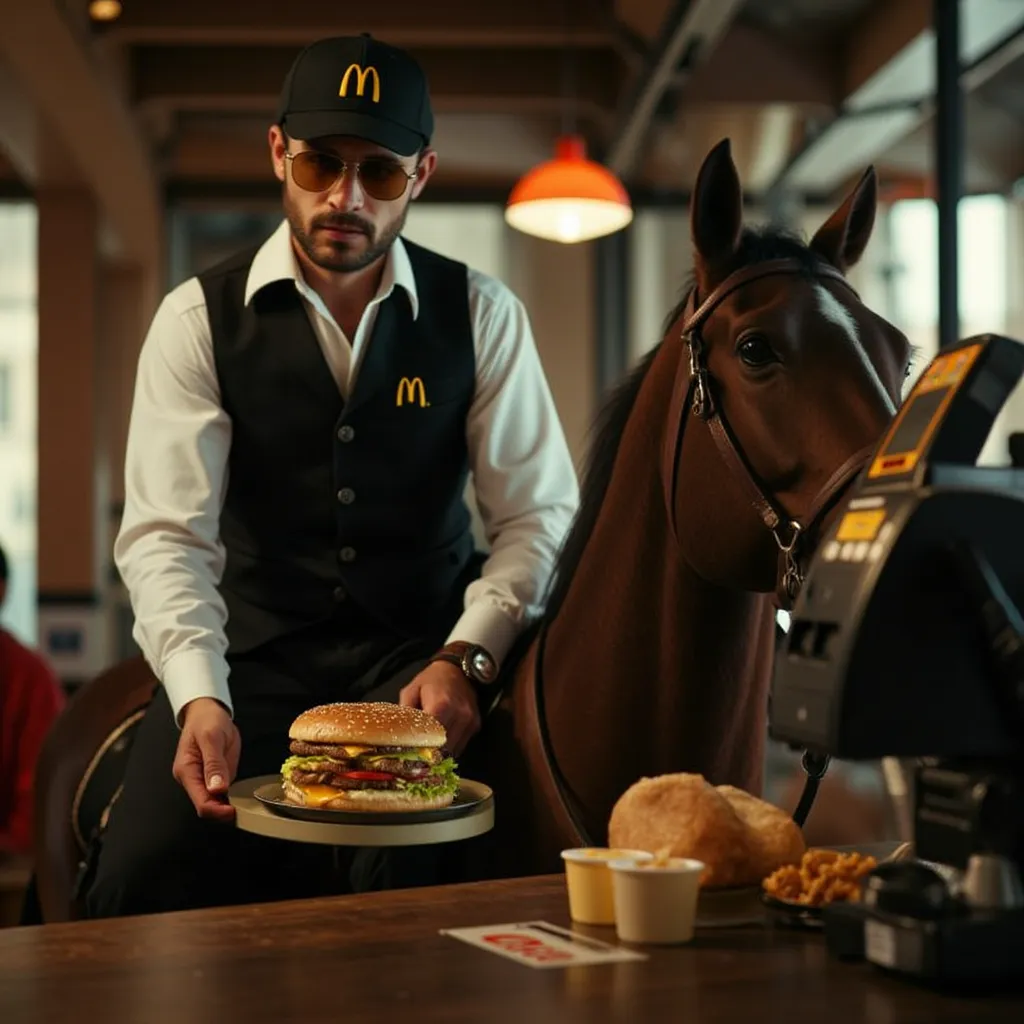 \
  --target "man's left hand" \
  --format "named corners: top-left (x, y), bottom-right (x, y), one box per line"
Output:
top-left (399, 661), bottom-right (481, 756)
